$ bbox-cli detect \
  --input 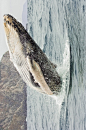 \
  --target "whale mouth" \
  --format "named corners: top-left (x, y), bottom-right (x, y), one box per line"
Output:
top-left (3, 14), bottom-right (26, 34)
